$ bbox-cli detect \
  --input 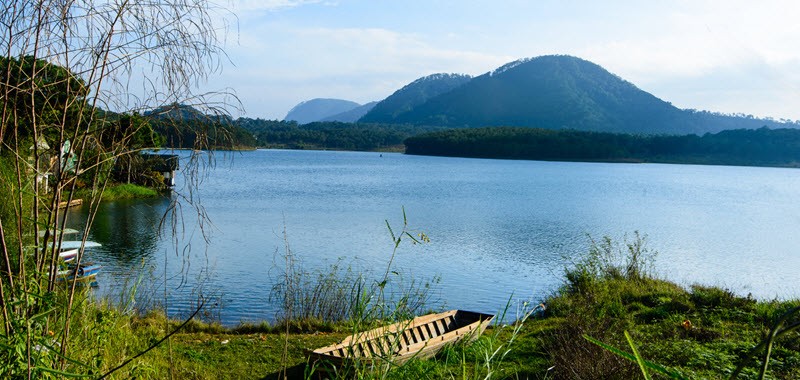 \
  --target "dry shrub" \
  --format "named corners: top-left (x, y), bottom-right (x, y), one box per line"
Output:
top-left (541, 313), bottom-right (641, 380)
